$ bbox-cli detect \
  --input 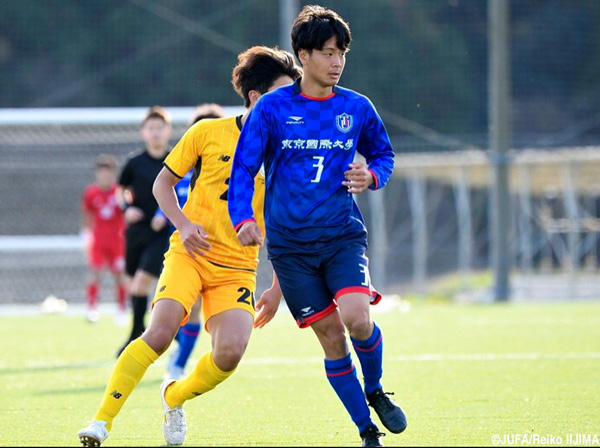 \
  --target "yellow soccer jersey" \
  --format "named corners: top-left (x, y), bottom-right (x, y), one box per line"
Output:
top-left (164, 115), bottom-right (265, 271)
